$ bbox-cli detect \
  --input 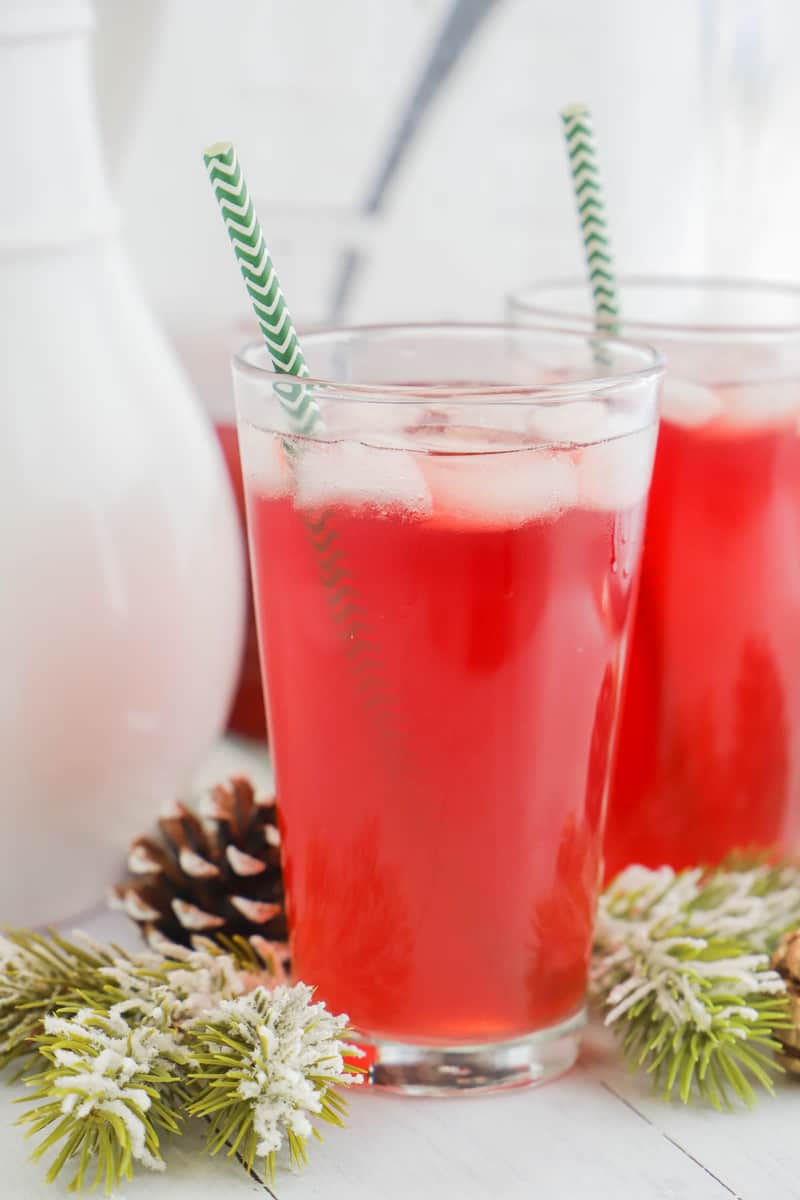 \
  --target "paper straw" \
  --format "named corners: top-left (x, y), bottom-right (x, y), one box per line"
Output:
top-left (560, 105), bottom-right (619, 333)
top-left (204, 142), bottom-right (320, 435)
top-left (202, 139), bottom-right (411, 781)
